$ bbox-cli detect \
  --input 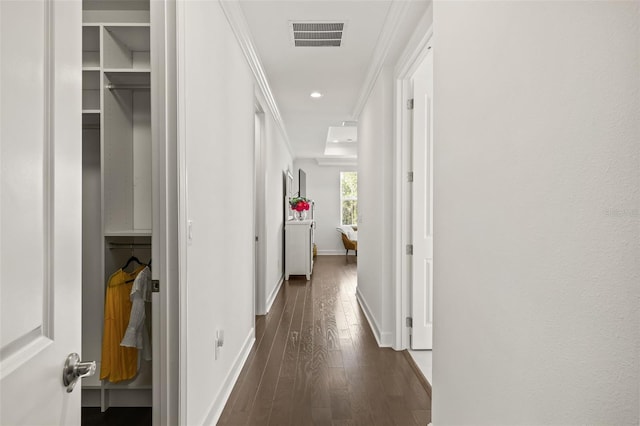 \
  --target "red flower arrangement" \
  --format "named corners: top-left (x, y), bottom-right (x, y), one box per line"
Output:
top-left (289, 196), bottom-right (311, 212)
